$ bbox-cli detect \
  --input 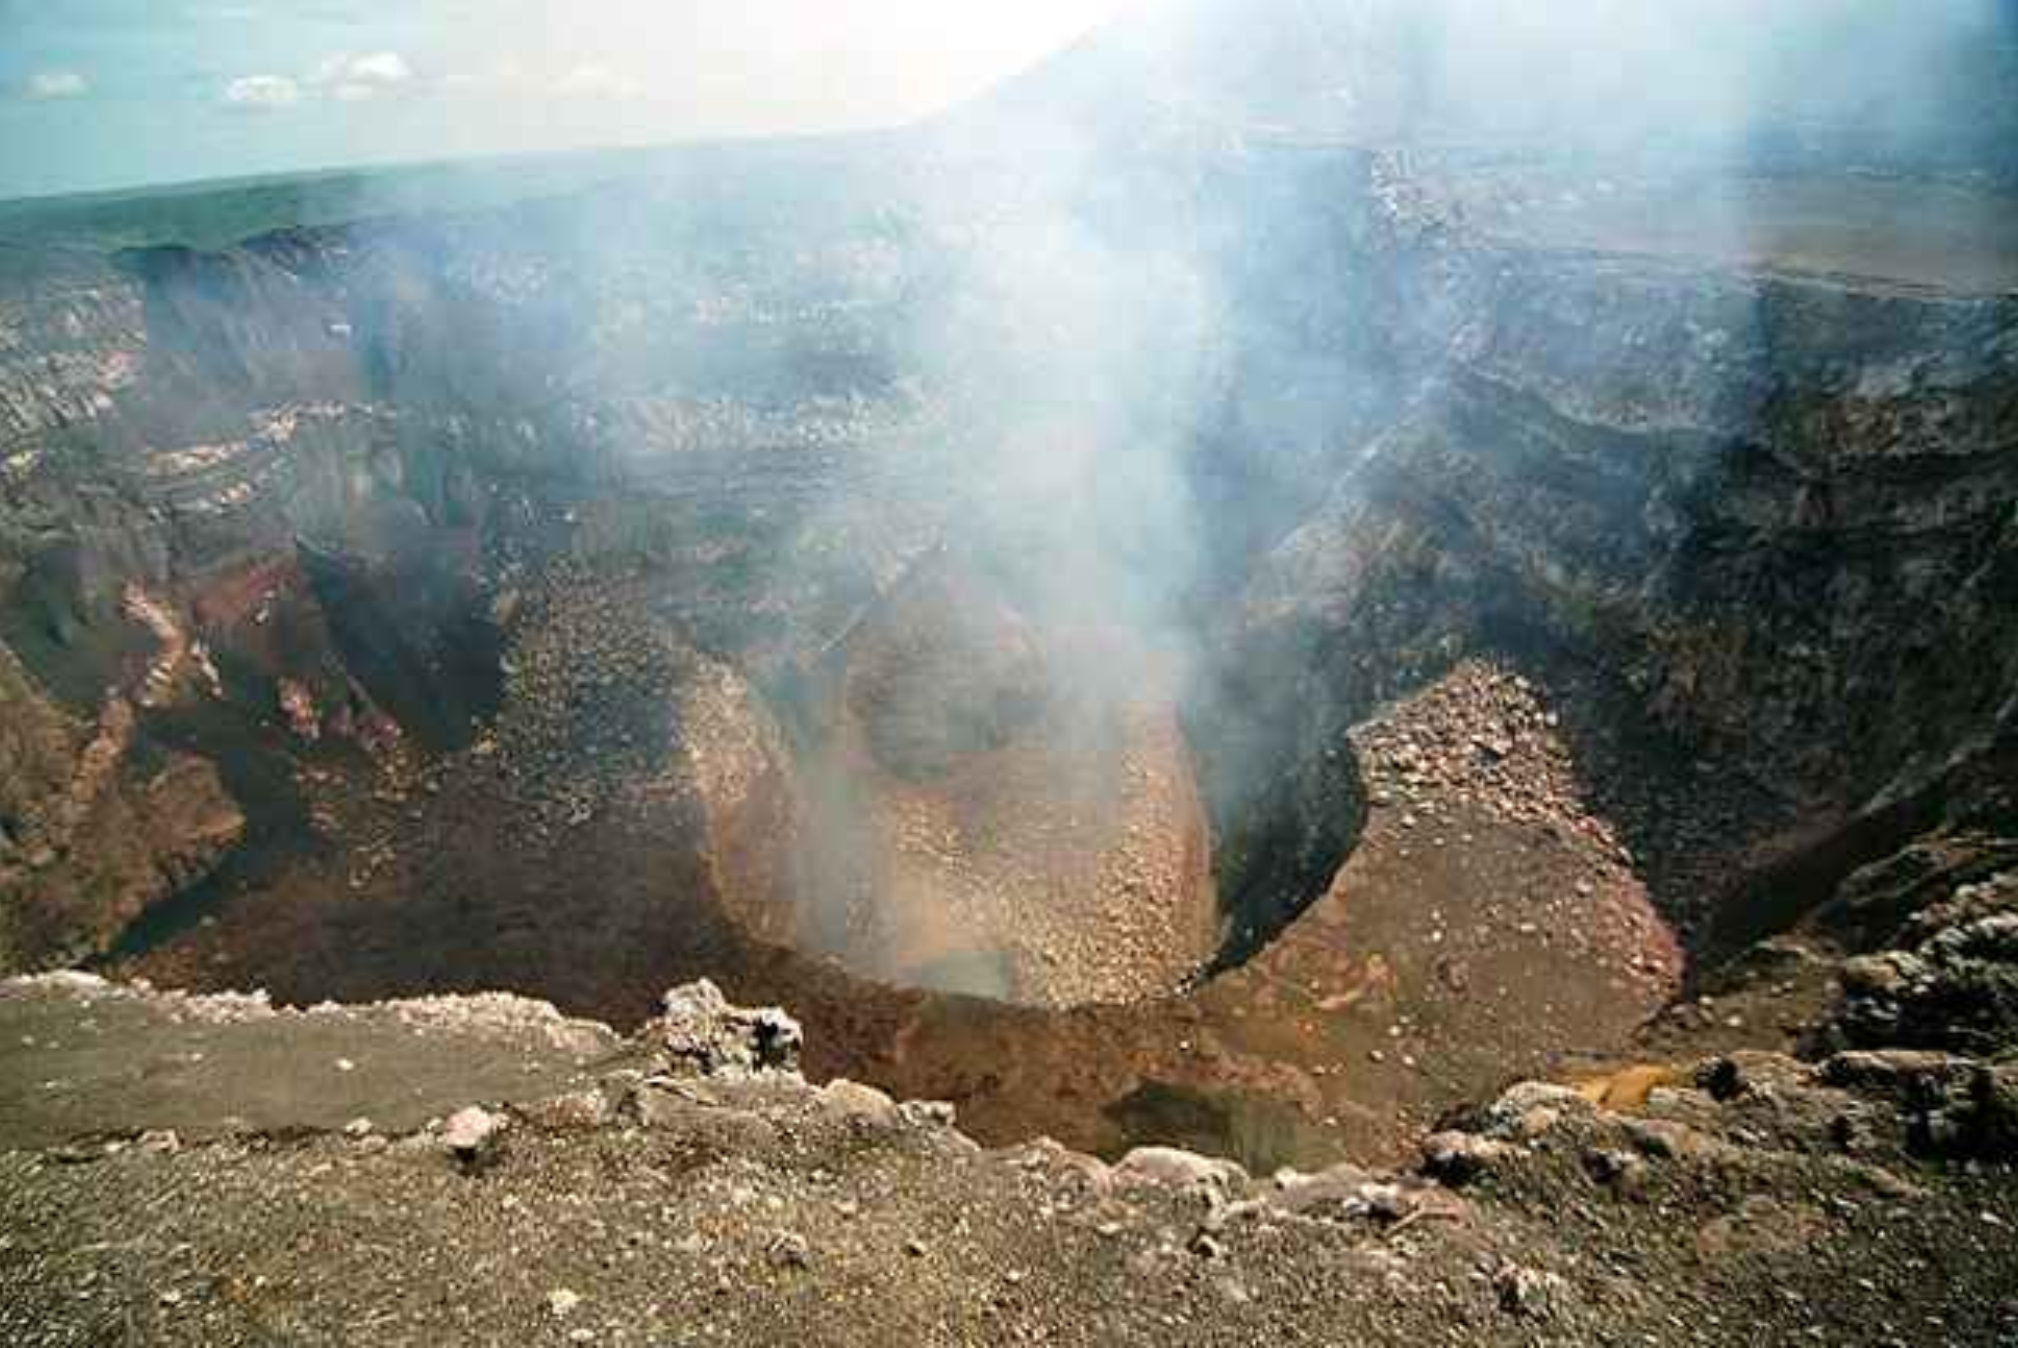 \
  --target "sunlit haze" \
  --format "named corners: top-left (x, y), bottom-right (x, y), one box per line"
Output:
top-left (0, 0), bottom-right (1131, 198)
